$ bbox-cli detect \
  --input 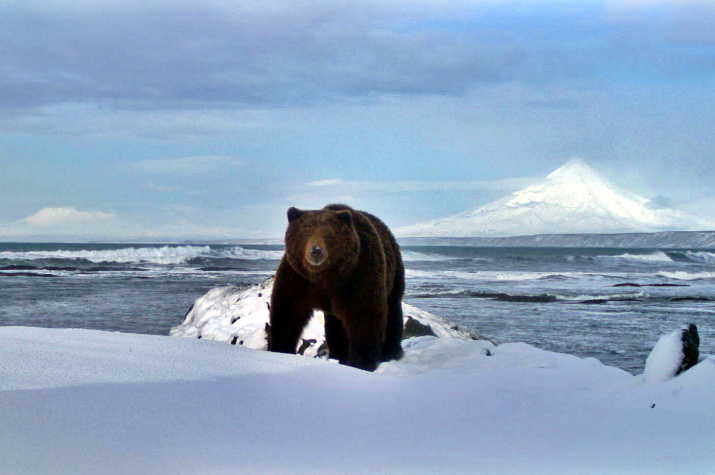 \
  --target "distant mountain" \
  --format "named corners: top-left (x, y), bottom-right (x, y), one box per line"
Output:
top-left (399, 231), bottom-right (715, 249)
top-left (397, 158), bottom-right (712, 237)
